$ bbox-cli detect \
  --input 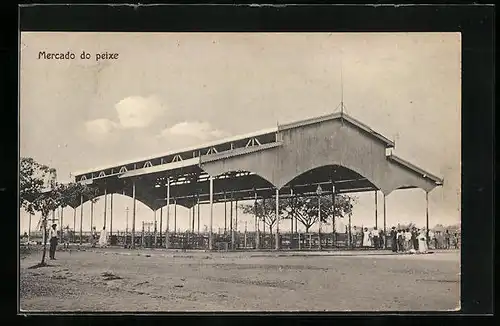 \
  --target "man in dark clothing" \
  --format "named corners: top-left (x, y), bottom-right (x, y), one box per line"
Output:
top-left (397, 230), bottom-right (404, 252)
top-left (444, 230), bottom-right (450, 249)
top-left (378, 229), bottom-right (384, 249)
top-left (390, 227), bottom-right (397, 252)
top-left (372, 227), bottom-right (379, 250)
top-left (411, 227), bottom-right (419, 251)
top-left (49, 223), bottom-right (58, 260)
